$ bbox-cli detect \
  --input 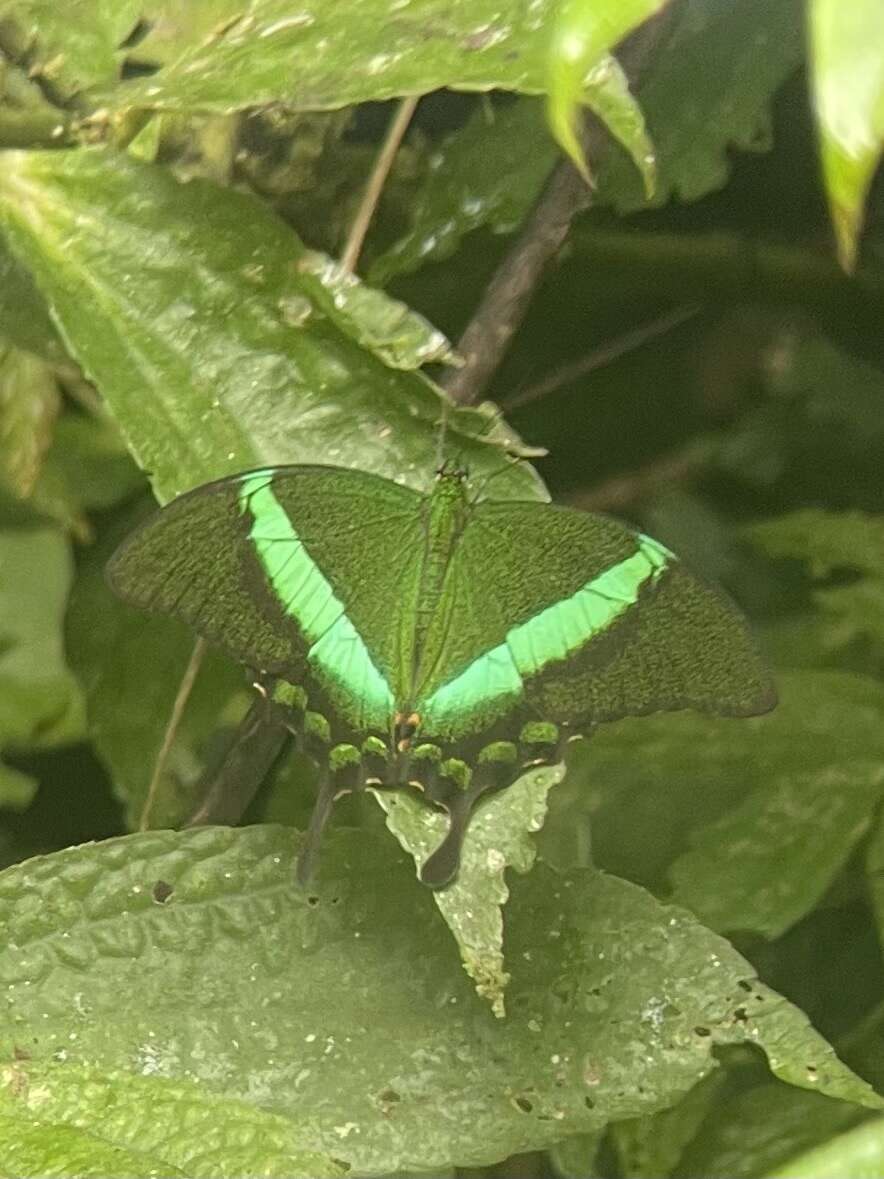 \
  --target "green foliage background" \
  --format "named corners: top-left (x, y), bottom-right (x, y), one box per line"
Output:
top-left (0, 1), bottom-right (883, 1176)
